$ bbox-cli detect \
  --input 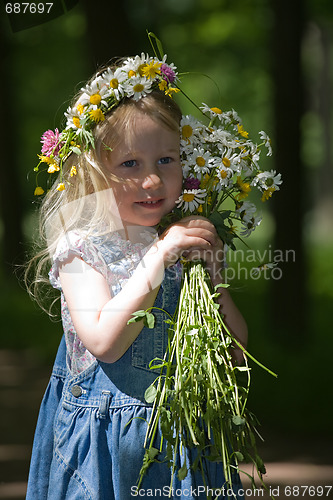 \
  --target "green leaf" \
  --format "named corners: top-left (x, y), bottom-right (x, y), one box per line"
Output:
top-left (234, 451), bottom-right (245, 462)
top-left (127, 310), bottom-right (155, 328)
top-left (102, 142), bottom-right (113, 152)
top-left (144, 384), bottom-right (157, 403)
top-left (71, 147), bottom-right (82, 155)
top-left (148, 447), bottom-right (159, 460)
top-left (214, 283), bottom-right (230, 291)
top-left (147, 31), bottom-right (165, 60)
top-left (149, 357), bottom-right (167, 370)
top-left (177, 462), bottom-right (188, 481)
top-left (144, 312), bottom-right (155, 329)
top-left (231, 415), bottom-right (246, 433)
top-left (255, 454), bottom-right (266, 475)
top-left (127, 310), bottom-right (146, 324)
